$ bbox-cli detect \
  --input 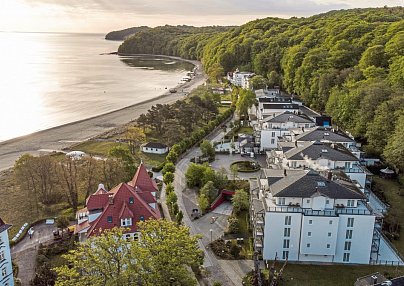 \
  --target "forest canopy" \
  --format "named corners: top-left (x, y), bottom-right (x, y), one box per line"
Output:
top-left (117, 8), bottom-right (404, 170)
